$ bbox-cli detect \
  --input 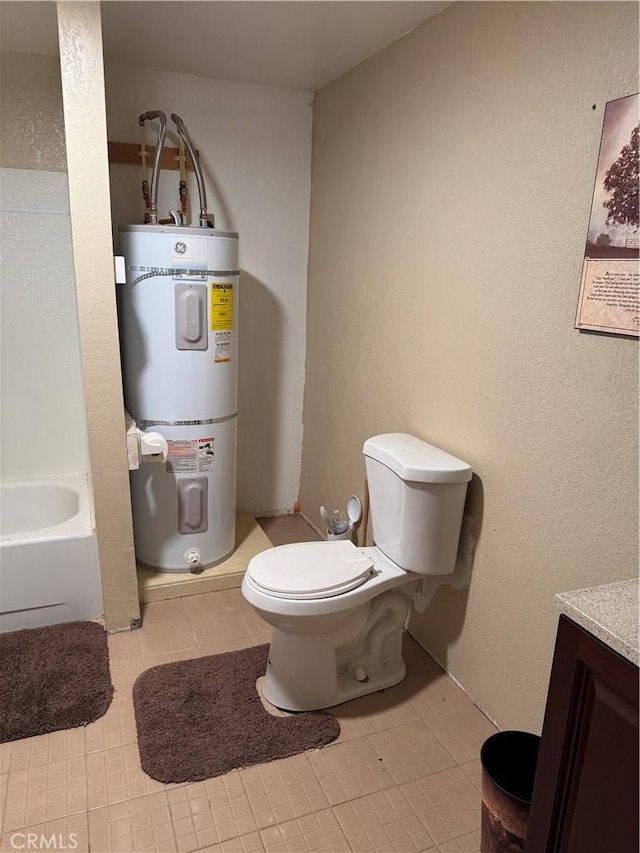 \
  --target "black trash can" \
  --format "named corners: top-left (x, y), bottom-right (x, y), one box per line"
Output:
top-left (480, 730), bottom-right (540, 853)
